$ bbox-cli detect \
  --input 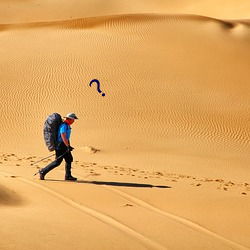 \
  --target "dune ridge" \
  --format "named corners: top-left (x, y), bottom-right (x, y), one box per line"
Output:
top-left (1, 13), bottom-right (250, 30)
top-left (1, 0), bottom-right (250, 24)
